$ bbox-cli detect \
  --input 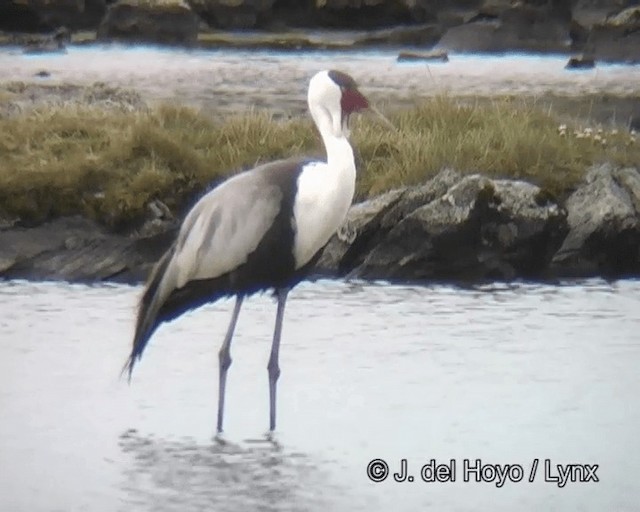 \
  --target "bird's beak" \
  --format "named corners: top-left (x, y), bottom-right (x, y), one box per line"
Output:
top-left (369, 104), bottom-right (396, 131)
